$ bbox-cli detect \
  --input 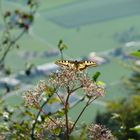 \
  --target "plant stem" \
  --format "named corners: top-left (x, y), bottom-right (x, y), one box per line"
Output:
top-left (0, 0), bottom-right (37, 66)
top-left (71, 95), bottom-right (86, 109)
top-left (56, 92), bottom-right (65, 105)
top-left (89, 96), bottom-right (98, 105)
top-left (64, 85), bottom-right (83, 139)
top-left (70, 96), bottom-right (98, 133)
top-left (31, 101), bottom-right (46, 140)
top-left (60, 50), bottom-right (63, 60)
top-left (31, 97), bottom-right (60, 140)
top-left (70, 98), bottom-right (91, 133)
top-left (31, 99), bottom-right (58, 140)
top-left (70, 85), bottom-right (83, 93)
top-left (0, 29), bottom-right (26, 65)
top-left (65, 86), bottom-right (71, 140)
